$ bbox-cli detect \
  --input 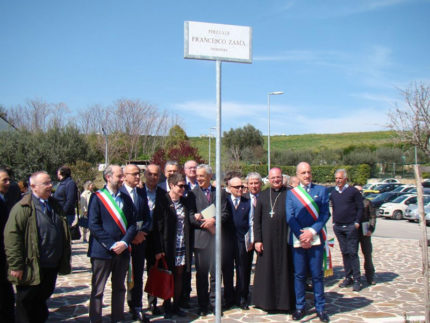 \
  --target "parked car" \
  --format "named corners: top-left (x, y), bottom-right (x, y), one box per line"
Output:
top-left (363, 183), bottom-right (380, 190)
top-left (391, 184), bottom-right (415, 193)
top-left (363, 183), bottom-right (403, 196)
top-left (378, 194), bottom-right (430, 220)
top-left (404, 201), bottom-right (430, 222)
top-left (370, 192), bottom-right (407, 212)
top-left (380, 178), bottom-right (400, 183)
